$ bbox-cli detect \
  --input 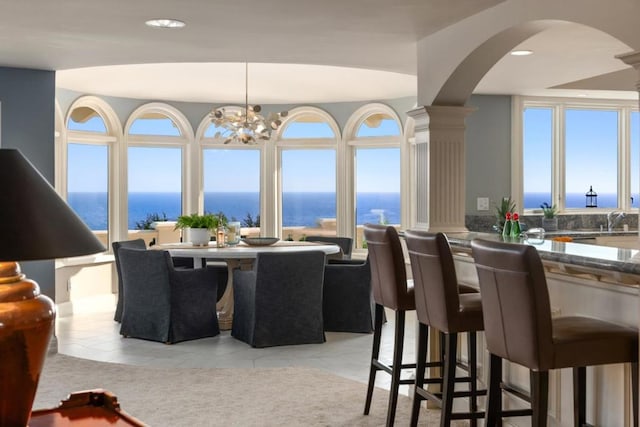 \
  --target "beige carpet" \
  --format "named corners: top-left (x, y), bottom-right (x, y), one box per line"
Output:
top-left (32, 354), bottom-right (464, 426)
